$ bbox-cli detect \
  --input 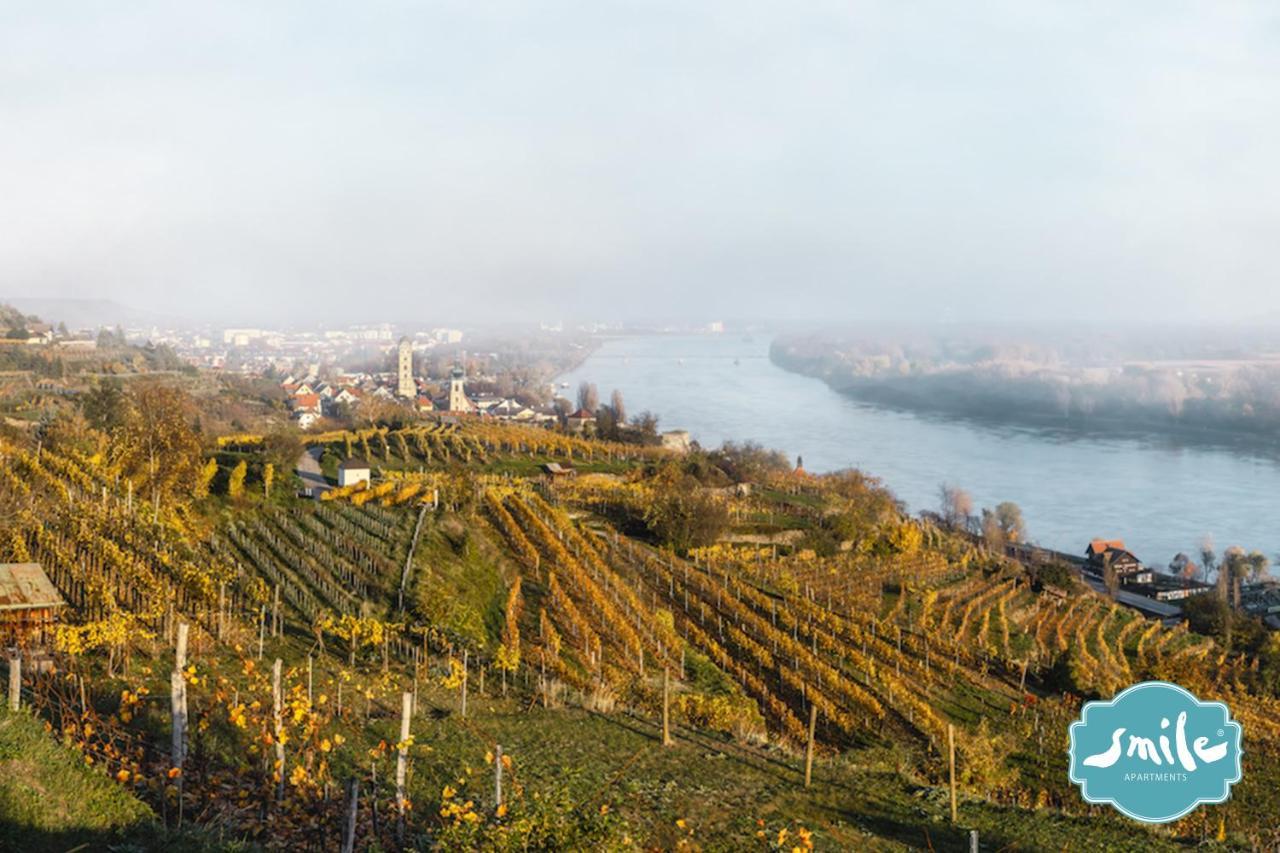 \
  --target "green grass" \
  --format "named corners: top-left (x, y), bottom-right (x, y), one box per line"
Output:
top-left (0, 709), bottom-right (152, 850)
top-left (412, 513), bottom-right (513, 648)
top-left (375, 454), bottom-right (635, 478)
top-left (389, 688), bottom-right (1195, 852)
top-left (756, 487), bottom-right (826, 510)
